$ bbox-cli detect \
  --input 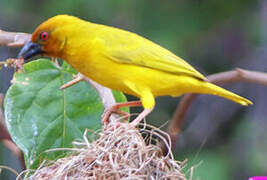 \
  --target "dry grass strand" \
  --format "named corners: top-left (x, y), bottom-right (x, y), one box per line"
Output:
top-left (25, 122), bottom-right (187, 180)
